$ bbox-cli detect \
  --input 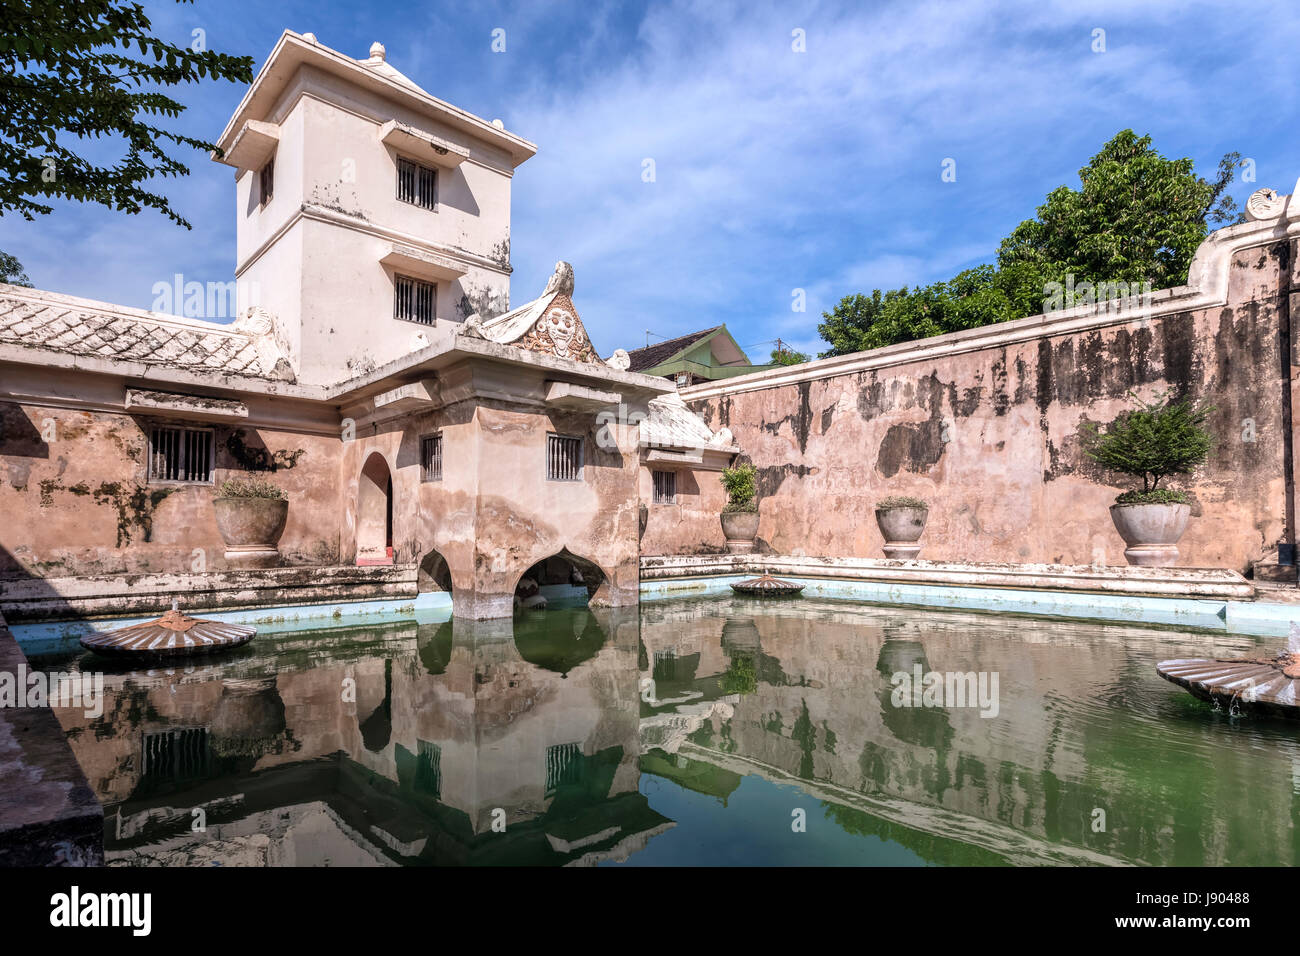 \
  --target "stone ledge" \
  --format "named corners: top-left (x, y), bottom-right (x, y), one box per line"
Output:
top-left (639, 554), bottom-right (1255, 600)
top-left (0, 564), bottom-right (419, 623)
